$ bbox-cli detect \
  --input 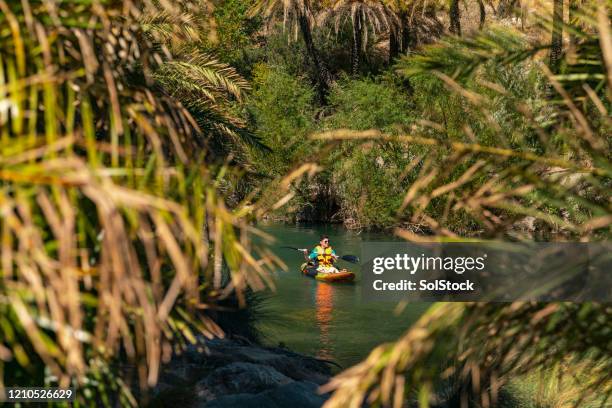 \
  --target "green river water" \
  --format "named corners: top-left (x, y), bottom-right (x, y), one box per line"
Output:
top-left (256, 223), bottom-right (430, 369)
